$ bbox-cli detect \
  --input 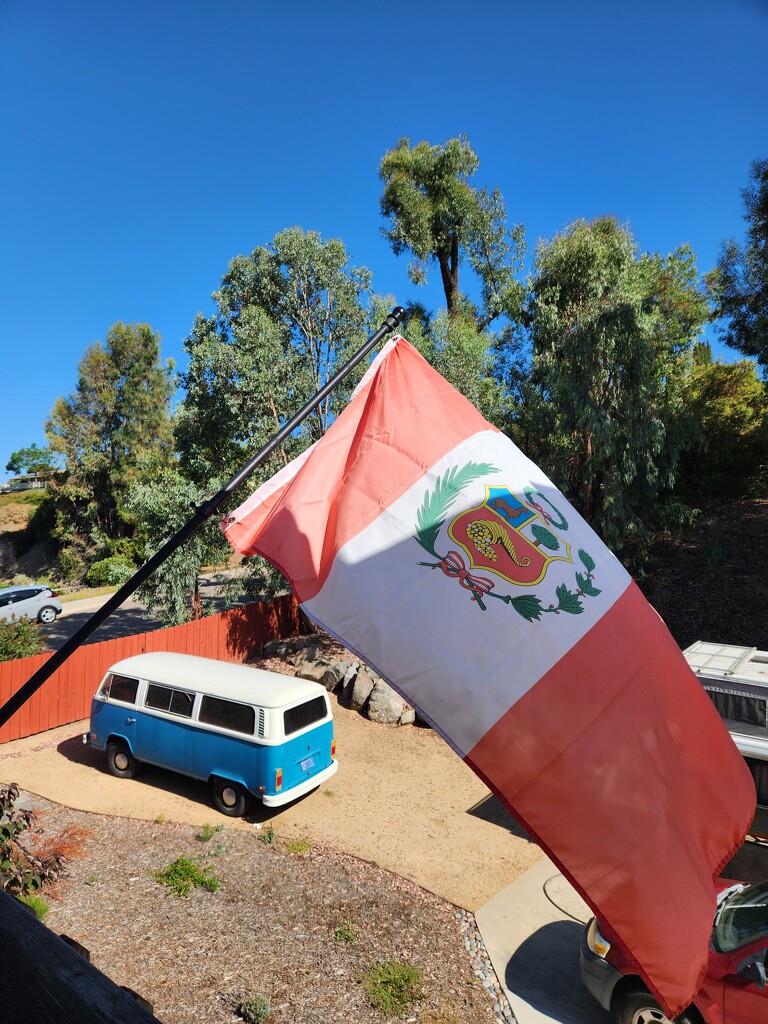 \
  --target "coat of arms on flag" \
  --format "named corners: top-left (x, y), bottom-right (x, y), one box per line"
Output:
top-left (414, 465), bottom-right (600, 617)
